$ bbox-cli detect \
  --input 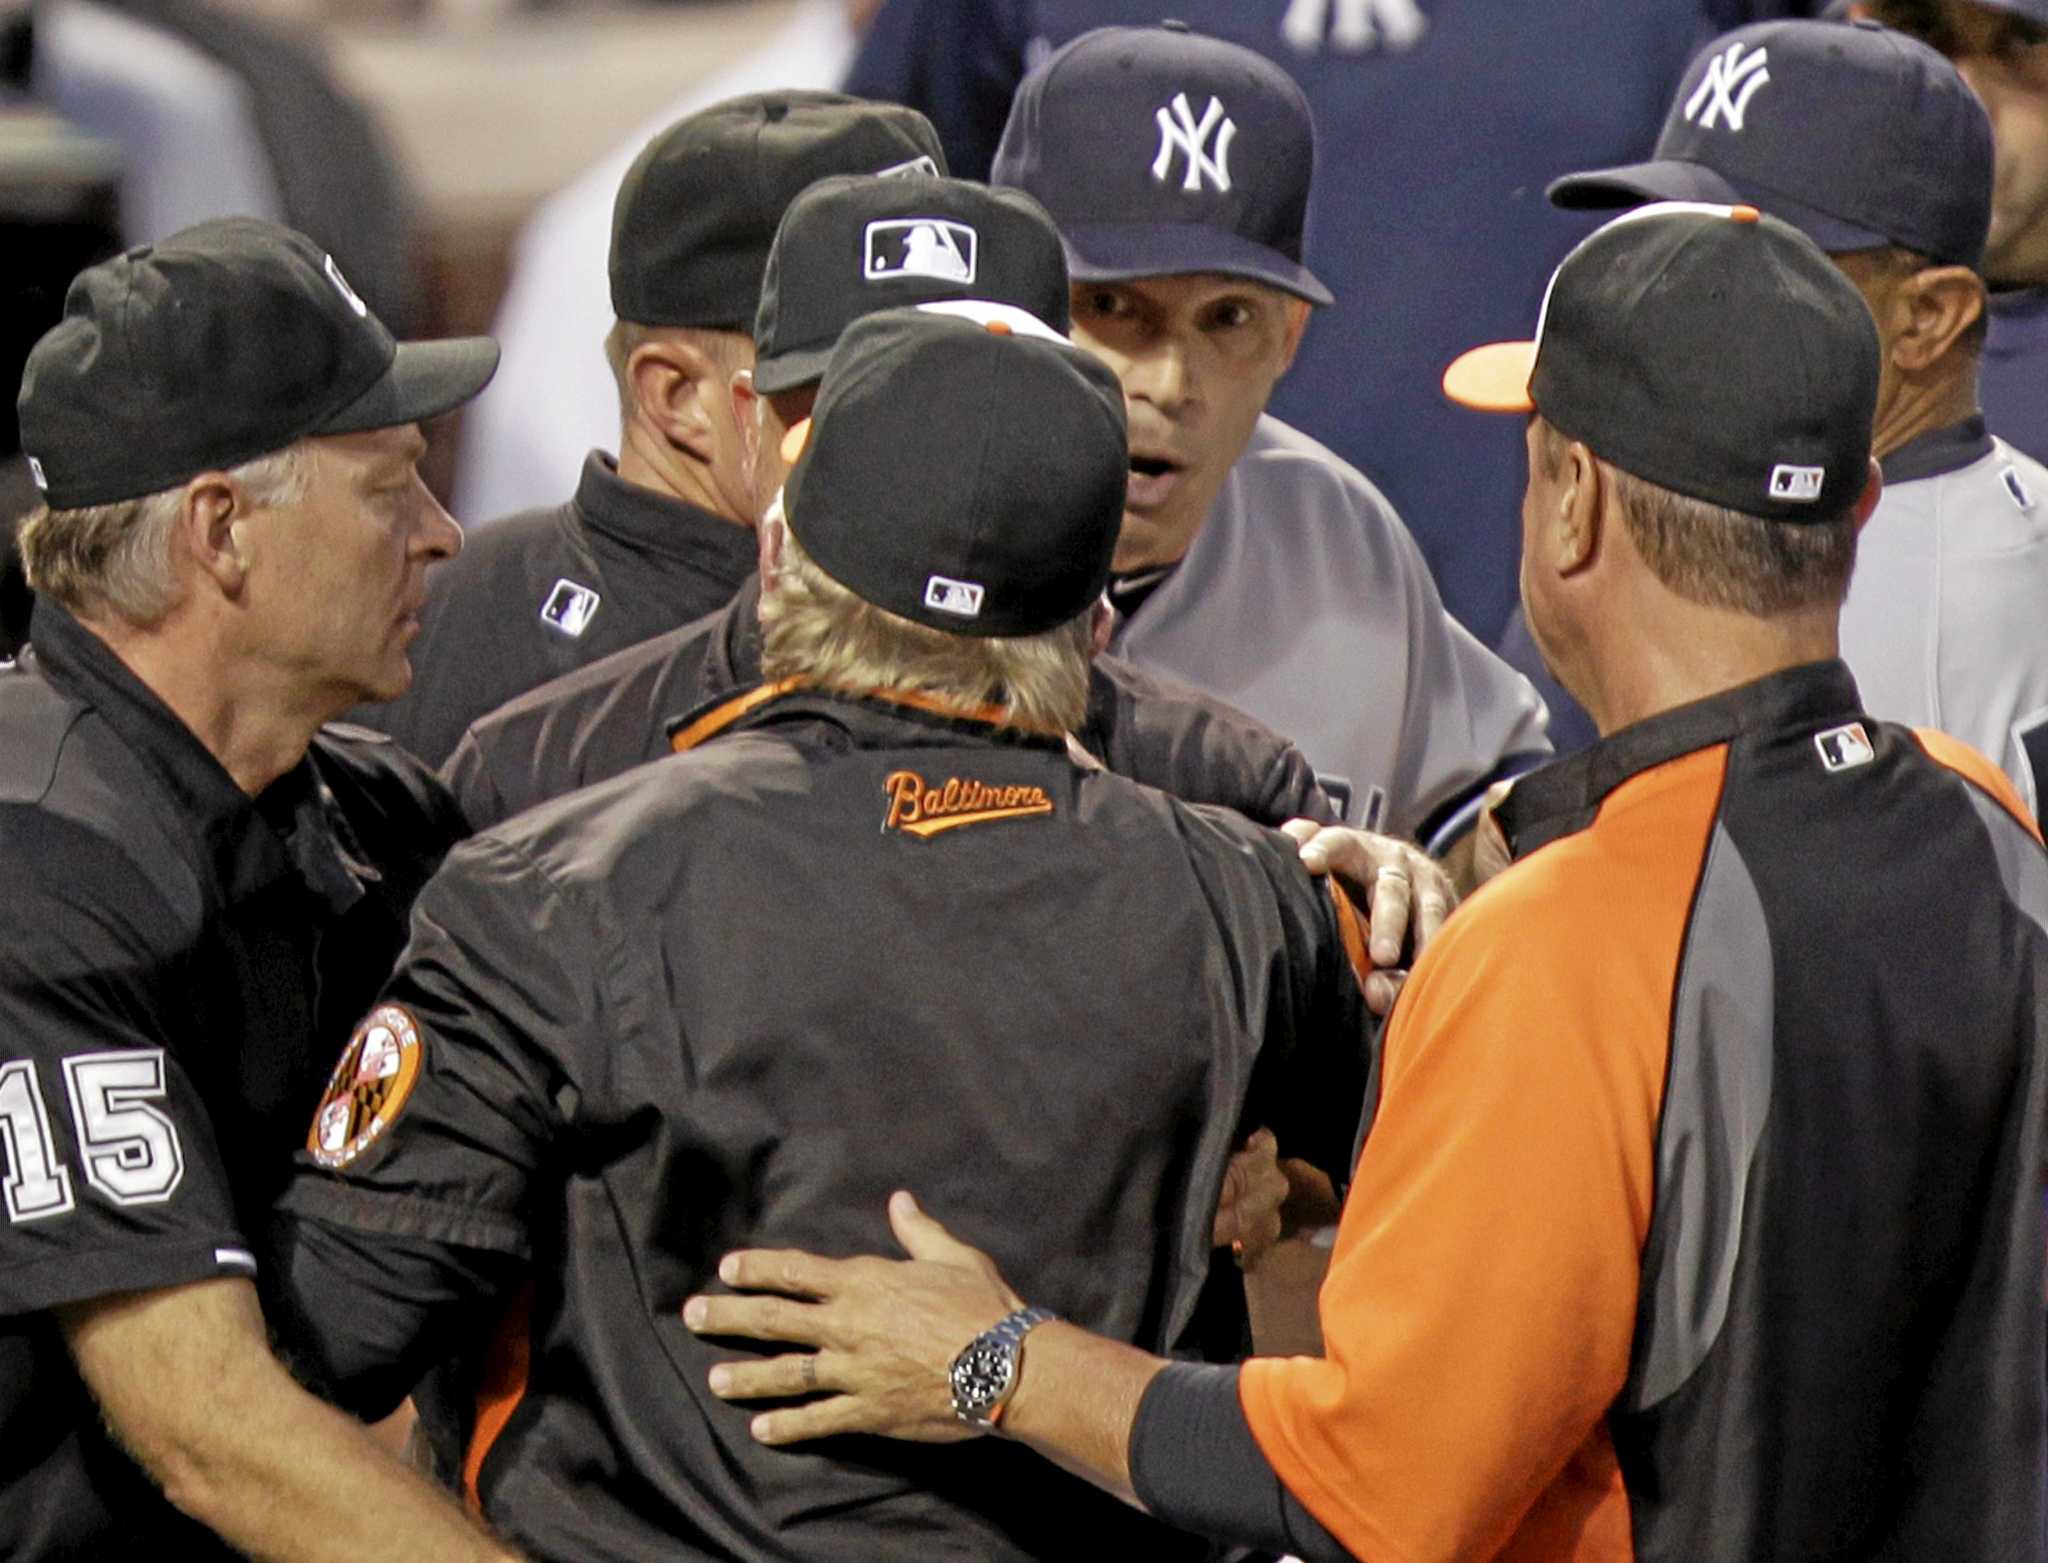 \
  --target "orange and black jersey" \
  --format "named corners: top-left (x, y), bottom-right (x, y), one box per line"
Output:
top-left (270, 686), bottom-right (1375, 1562)
top-left (1130, 661), bottom-right (2048, 1561)
top-left (439, 581), bottom-right (1339, 834)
